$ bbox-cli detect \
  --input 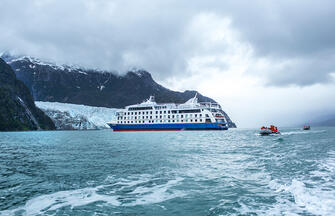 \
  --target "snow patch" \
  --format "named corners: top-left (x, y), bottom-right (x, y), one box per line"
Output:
top-left (17, 96), bottom-right (40, 130)
top-left (78, 71), bottom-right (88, 75)
top-left (5, 55), bottom-right (86, 73)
